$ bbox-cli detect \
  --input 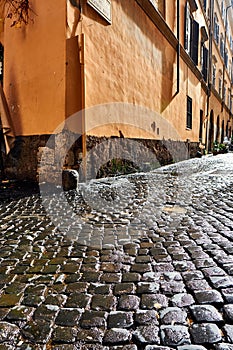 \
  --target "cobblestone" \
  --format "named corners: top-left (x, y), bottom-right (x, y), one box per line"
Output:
top-left (104, 328), bottom-right (132, 344)
top-left (160, 325), bottom-right (191, 346)
top-left (190, 305), bottom-right (223, 322)
top-left (0, 154), bottom-right (233, 347)
top-left (160, 307), bottom-right (188, 325)
top-left (190, 323), bottom-right (222, 343)
top-left (133, 322), bottom-right (160, 344)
